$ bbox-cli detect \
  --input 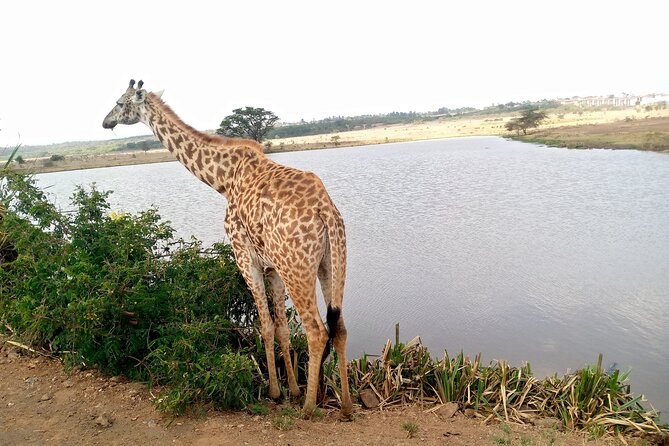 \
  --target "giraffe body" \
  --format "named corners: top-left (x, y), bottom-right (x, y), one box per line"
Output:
top-left (103, 80), bottom-right (352, 417)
